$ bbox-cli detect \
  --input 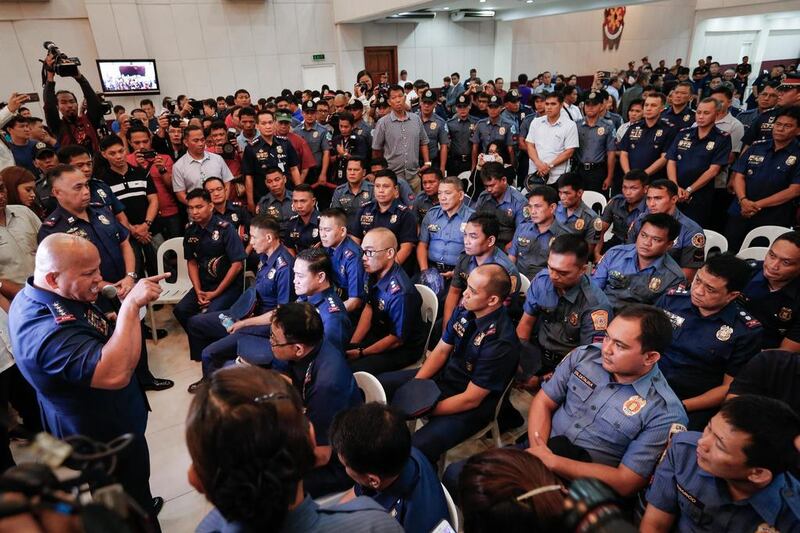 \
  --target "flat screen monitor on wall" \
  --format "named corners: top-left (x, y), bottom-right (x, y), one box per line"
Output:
top-left (96, 59), bottom-right (160, 96)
